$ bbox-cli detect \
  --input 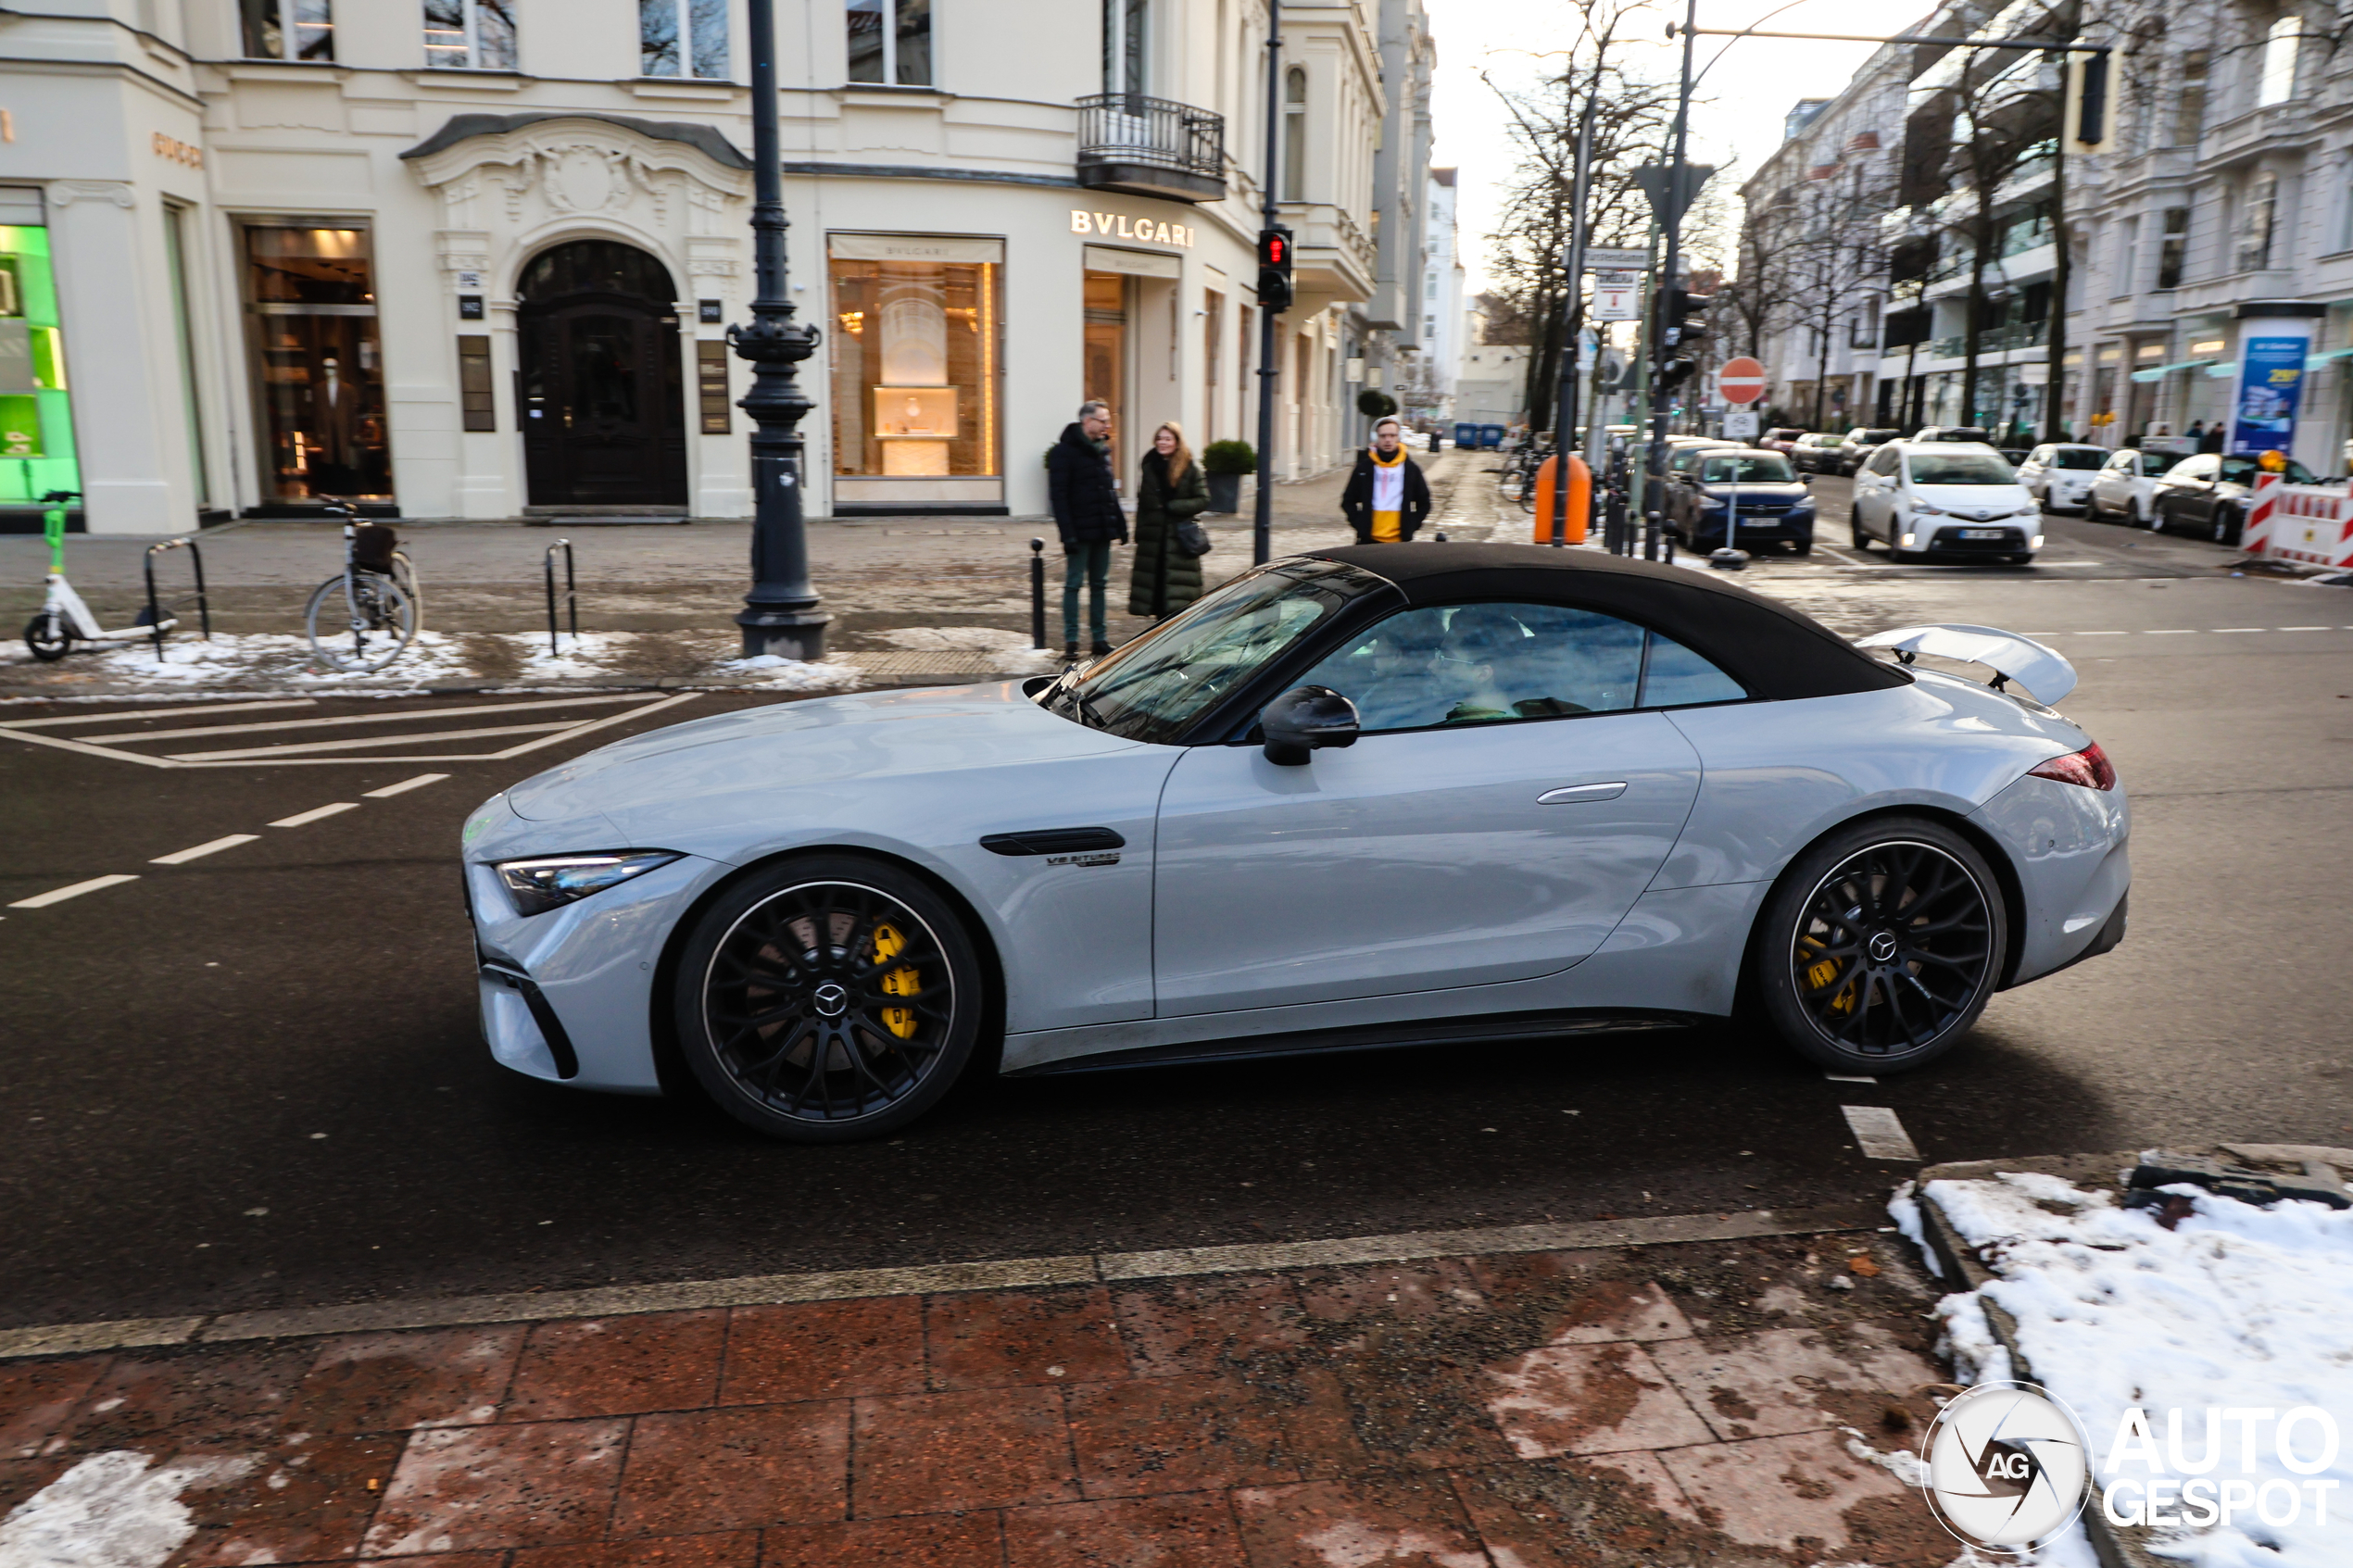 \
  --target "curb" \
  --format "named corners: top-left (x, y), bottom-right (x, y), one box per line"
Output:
top-left (1912, 1163), bottom-right (2162, 1568)
top-left (0, 1199), bottom-right (1884, 1362)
